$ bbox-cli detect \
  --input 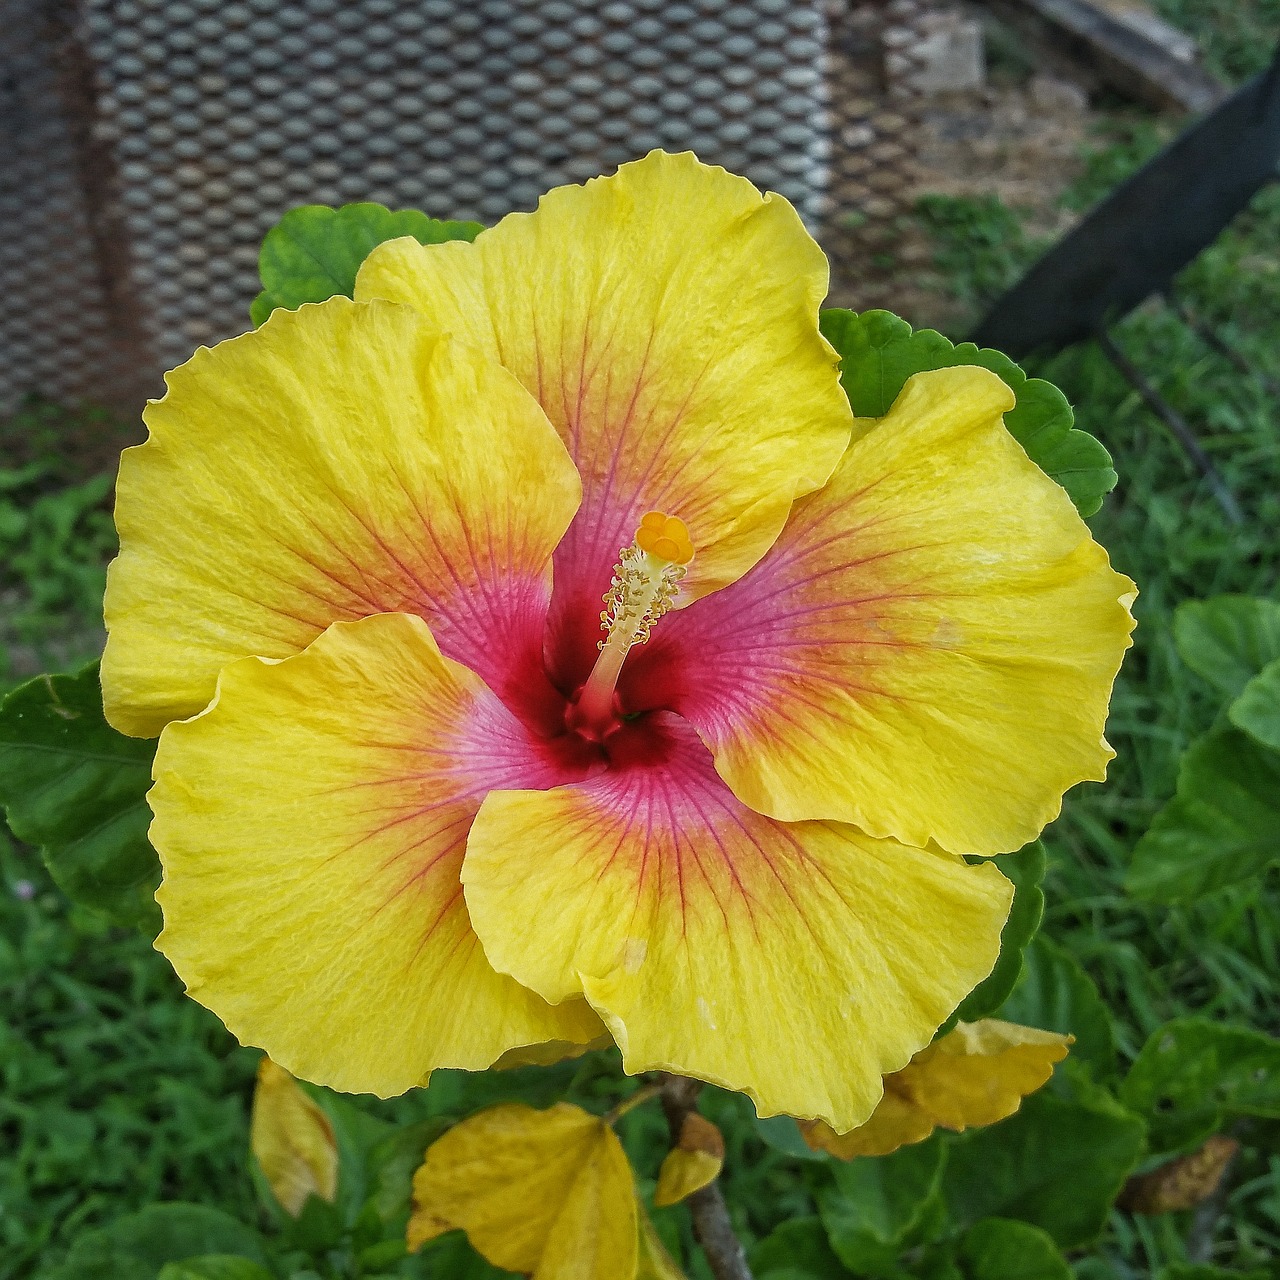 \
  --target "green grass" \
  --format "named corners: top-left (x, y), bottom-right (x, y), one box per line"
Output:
top-left (0, 833), bottom-right (260, 1279)
top-left (0, 403), bottom-right (119, 691)
top-left (1153, 0), bottom-right (1280, 83)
